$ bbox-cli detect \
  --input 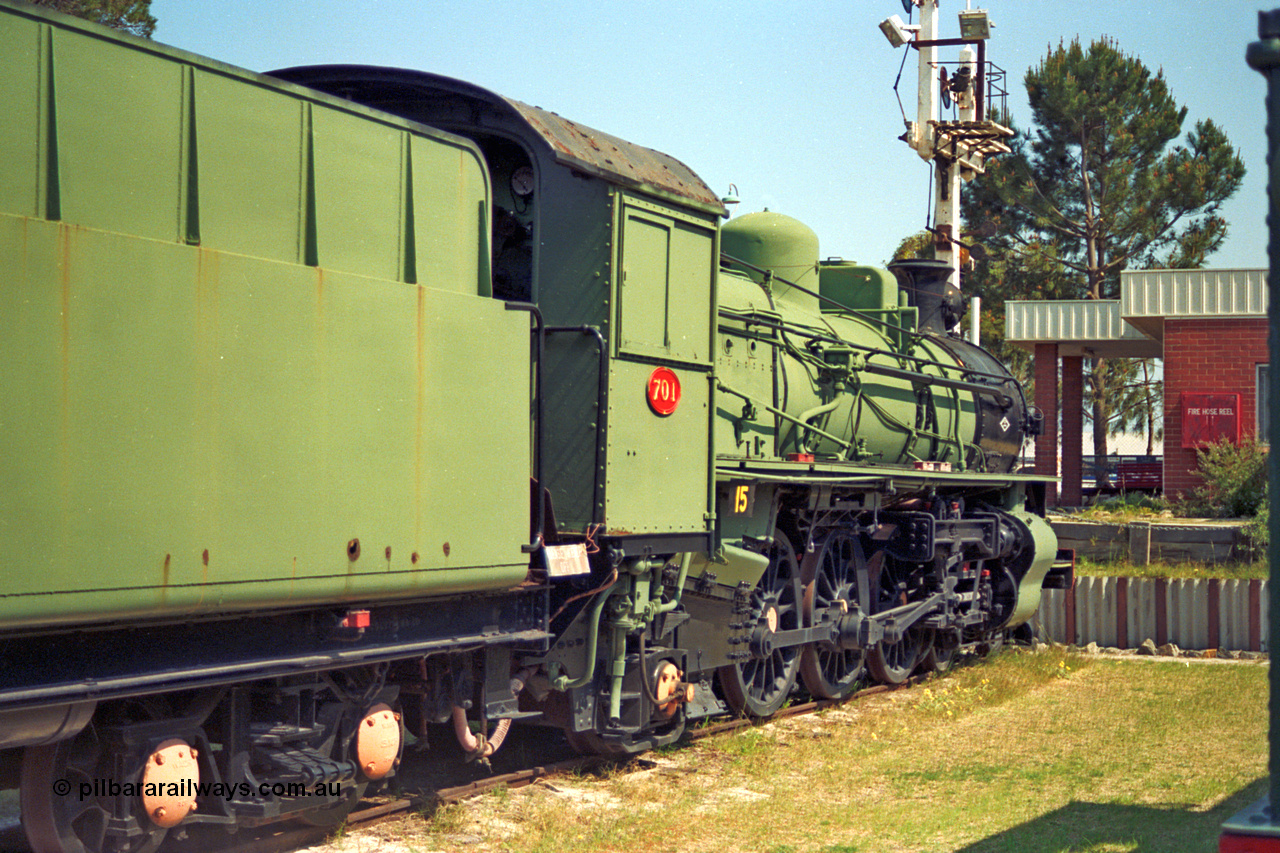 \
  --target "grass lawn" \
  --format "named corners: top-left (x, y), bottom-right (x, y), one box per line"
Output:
top-left (389, 648), bottom-right (1267, 853)
top-left (1073, 555), bottom-right (1267, 580)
